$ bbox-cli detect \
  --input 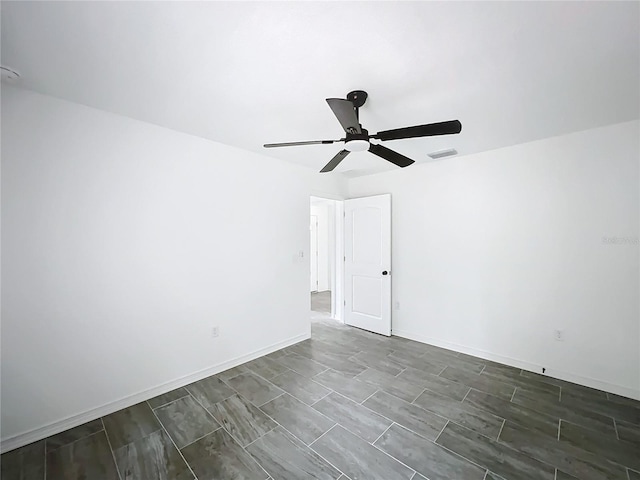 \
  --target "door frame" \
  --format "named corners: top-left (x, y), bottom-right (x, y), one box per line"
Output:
top-left (310, 193), bottom-right (345, 322)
